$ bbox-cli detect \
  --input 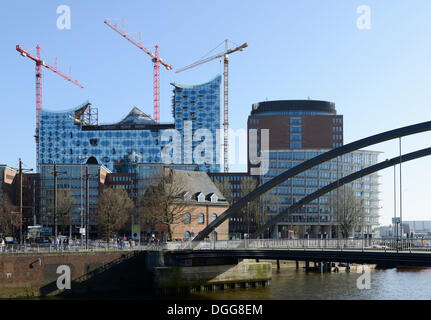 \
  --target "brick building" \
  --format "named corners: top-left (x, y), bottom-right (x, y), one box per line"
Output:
top-left (141, 169), bottom-right (229, 242)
